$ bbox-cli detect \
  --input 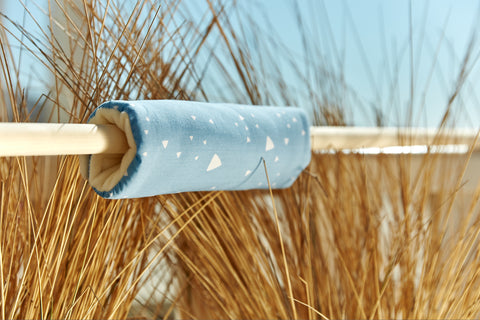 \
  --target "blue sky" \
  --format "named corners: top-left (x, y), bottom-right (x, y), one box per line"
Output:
top-left (249, 0), bottom-right (480, 127)
top-left (4, 0), bottom-right (480, 127)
